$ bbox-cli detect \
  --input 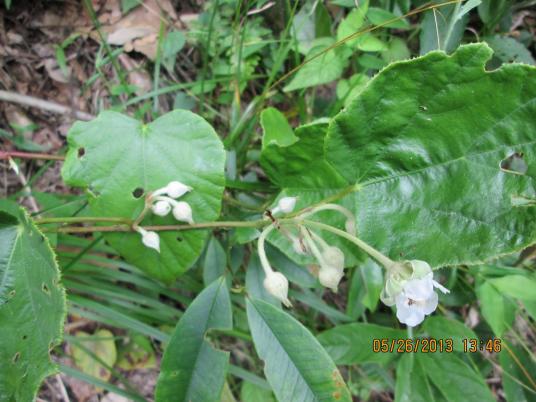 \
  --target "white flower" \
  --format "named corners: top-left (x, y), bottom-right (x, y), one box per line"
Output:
top-left (136, 227), bottom-right (160, 252)
top-left (322, 246), bottom-right (345, 271)
top-left (172, 201), bottom-right (194, 224)
top-left (263, 271), bottom-right (292, 307)
top-left (151, 200), bottom-right (171, 216)
top-left (381, 260), bottom-right (450, 327)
